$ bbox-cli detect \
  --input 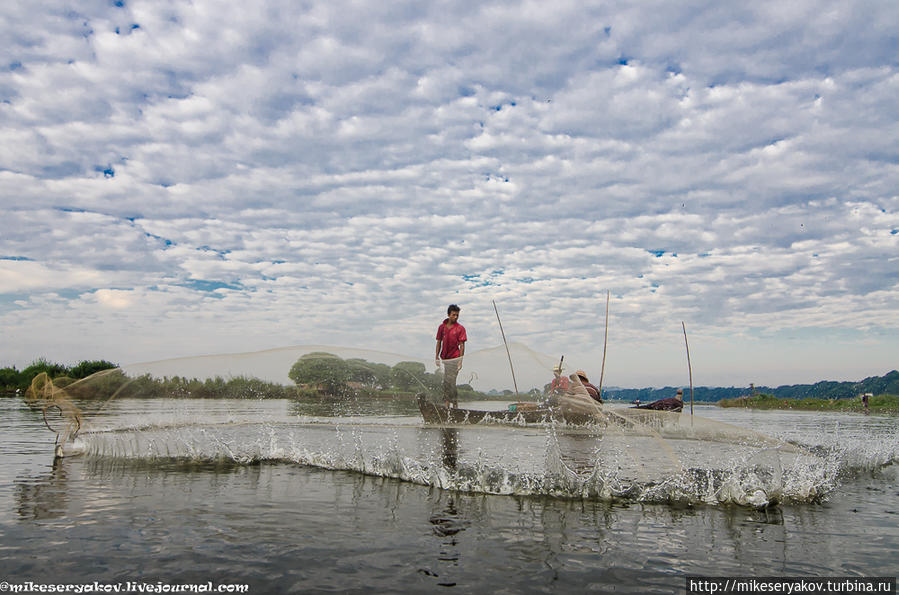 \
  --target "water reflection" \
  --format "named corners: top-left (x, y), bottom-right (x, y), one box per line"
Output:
top-left (15, 457), bottom-right (69, 521)
top-left (4, 397), bottom-right (896, 592)
top-left (425, 490), bottom-right (474, 589)
top-left (440, 428), bottom-right (458, 470)
top-left (287, 396), bottom-right (420, 418)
